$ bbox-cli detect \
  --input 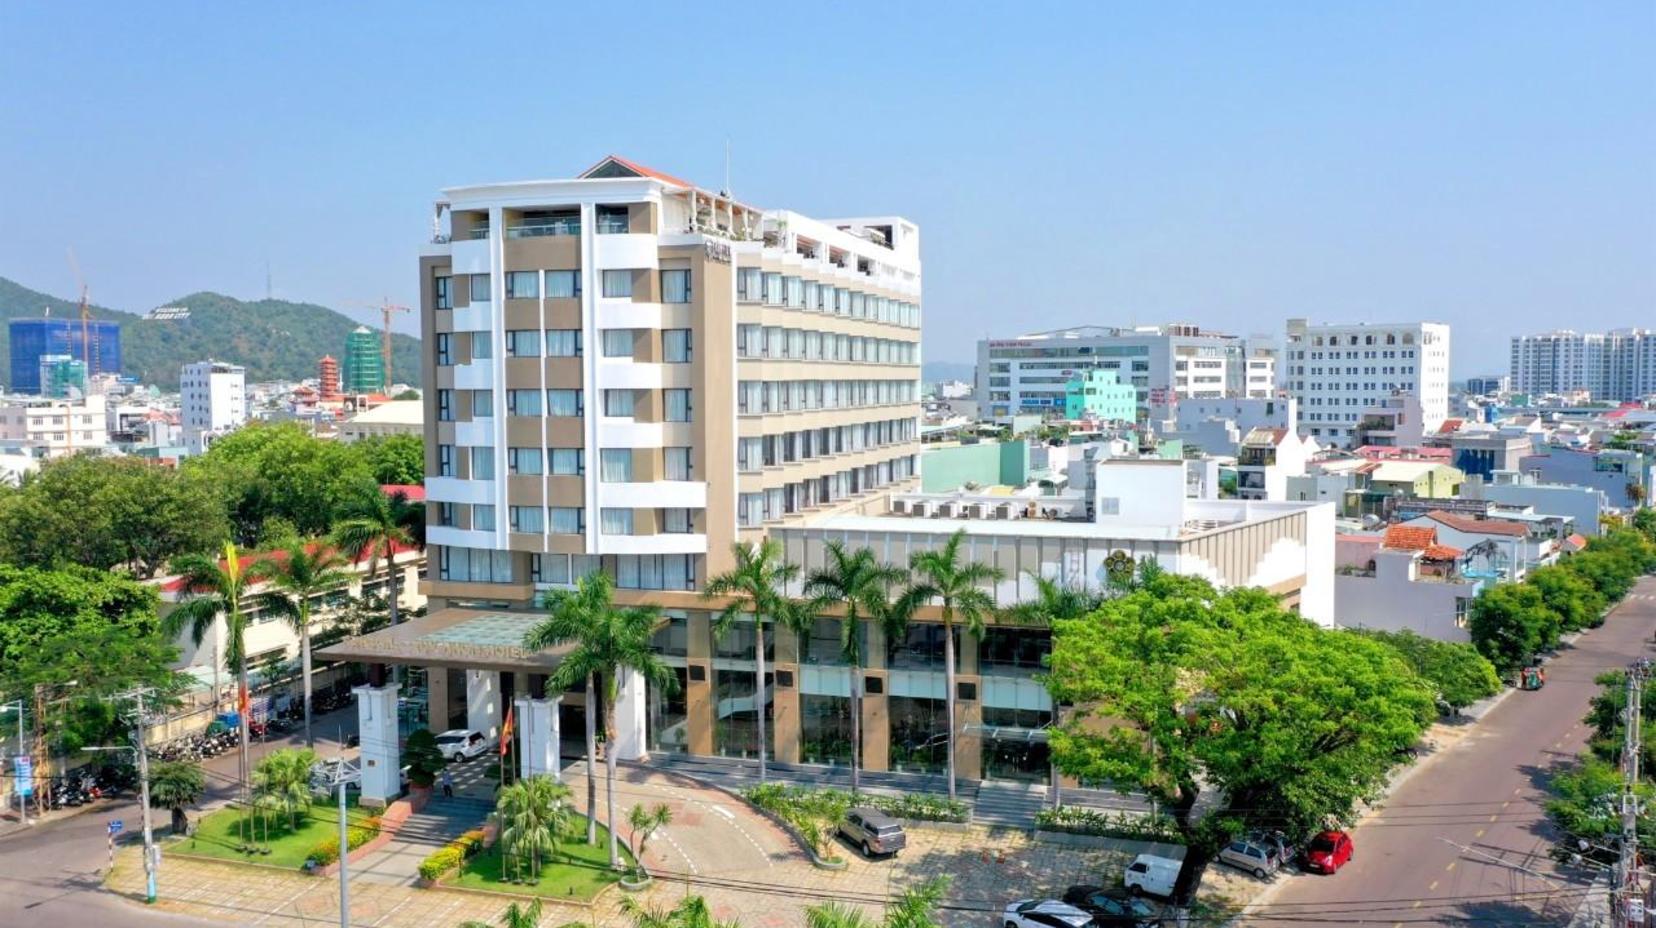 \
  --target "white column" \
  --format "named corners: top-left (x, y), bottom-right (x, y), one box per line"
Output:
top-left (353, 683), bottom-right (401, 807)
top-left (514, 696), bottom-right (562, 781)
top-left (466, 670), bottom-right (501, 740)
top-left (612, 667), bottom-right (648, 761)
